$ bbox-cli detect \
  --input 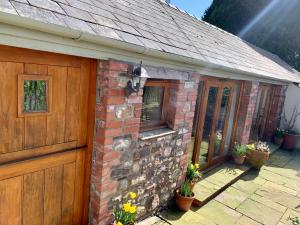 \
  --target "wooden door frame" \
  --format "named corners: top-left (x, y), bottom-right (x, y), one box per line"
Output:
top-left (192, 77), bottom-right (236, 170)
top-left (82, 59), bottom-right (97, 225)
top-left (210, 81), bottom-right (235, 165)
